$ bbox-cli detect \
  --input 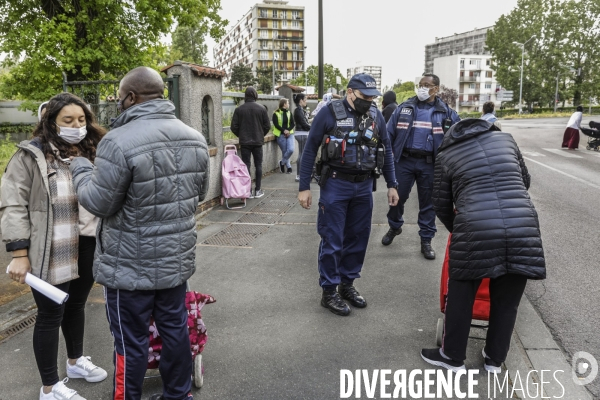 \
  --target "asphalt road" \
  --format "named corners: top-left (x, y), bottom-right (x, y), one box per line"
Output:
top-left (501, 116), bottom-right (600, 399)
